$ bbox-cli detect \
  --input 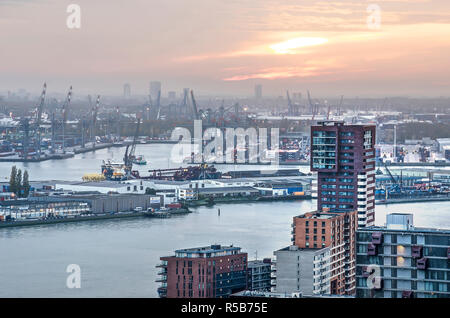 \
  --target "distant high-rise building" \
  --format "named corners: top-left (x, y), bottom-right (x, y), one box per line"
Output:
top-left (157, 244), bottom-right (248, 298)
top-left (182, 88), bottom-right (190, 113)
top-left (150, 81), bottom-right (161, 100)
top-left (255, 84), bottom-right (262, 100)
top-left (168, 91), bottom-right (176, 102)
top-left (356, 213), bottom-right (450, 298)
top-left (311, 122), bottom-right (376, 227)
top-left (123, 83), bottom-right (131, 98)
